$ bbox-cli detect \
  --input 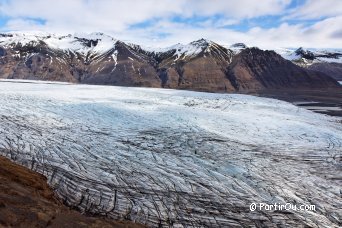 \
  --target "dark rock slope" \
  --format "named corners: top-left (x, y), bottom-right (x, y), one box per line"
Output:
top-left (227, 48), bottom-right (339, 91)
top-left (308, 62), bottom-right (342, 81)
top-left (0, 33), bottom-right (340, 92)
top-left (0, 155), bottom-right (144, 228)
top-left (154, 39), bottom-right (236, 92)
top-left (282, 47), bottom-right (342, 81)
